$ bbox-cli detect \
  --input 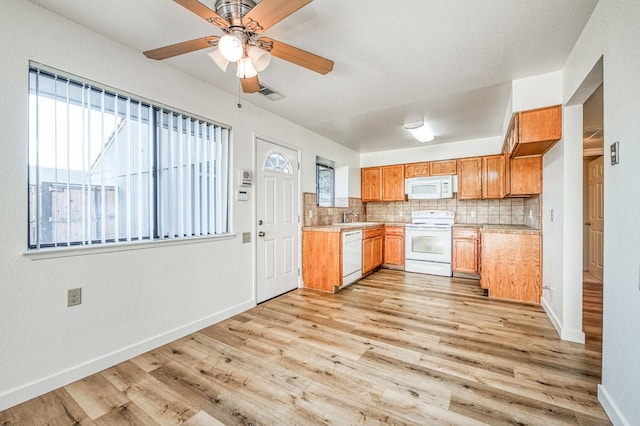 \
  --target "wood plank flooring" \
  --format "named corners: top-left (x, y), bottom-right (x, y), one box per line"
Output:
top-left (0, 270), bottom-right (611, 425)
top-left (583, 272), bottom-right (604, 347)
